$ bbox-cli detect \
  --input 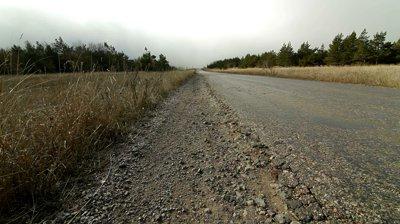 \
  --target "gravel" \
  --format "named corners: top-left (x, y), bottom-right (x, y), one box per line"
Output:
top-left (45, 74), bottom-right (360, 223)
